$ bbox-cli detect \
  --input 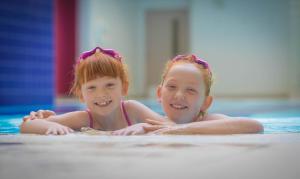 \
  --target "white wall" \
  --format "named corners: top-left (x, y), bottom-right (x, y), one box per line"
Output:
top-left (78, 0), bottom-right (139, 96)
top-left (78, 0), bottom-right (300, 99)
top-left (136, 0), bottom-right (188, 97)
top-left (190, 0), bottom-right (292, 98)
top-left (289, 0), bottom-right (300, 98)
top-left (78, 0), bottom-right (188, 97)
